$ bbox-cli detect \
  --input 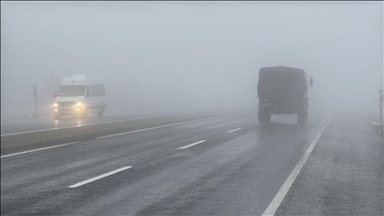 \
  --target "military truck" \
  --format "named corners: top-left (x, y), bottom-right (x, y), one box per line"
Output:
top-left (257, 66), bottom-right (313, 124)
